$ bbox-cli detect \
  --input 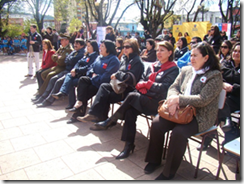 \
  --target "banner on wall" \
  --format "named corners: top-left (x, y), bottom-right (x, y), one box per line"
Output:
top-left (173, 22), bottom-right (212, 41)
